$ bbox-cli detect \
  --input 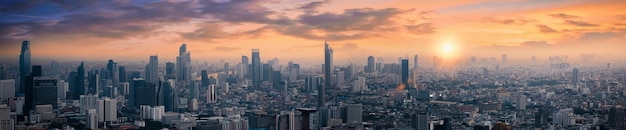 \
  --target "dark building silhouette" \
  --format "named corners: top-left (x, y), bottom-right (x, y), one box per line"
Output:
top-left (130, 78), bottom-right (156, 108)
top-left (411, 111), bottom-right (428, 130)
top-left (87, 70), bottom-right (99, 95)
top-left (119, 66), bottom-right (127, 82)
top-left (23, 65), bottom-right (41, 114)
top-left (321, 41), bottom-right (333, 108)
top-left (366, 56), bottom-right (375, 73)
top-left (609, 106), bottom-right (625, 129)
top-left (34, 77), bottom-right (58, 108)
top-left (262, 64), bottom-right (270, 82)
top-left (401, 59), bottom-right (409, 87)
top-left (251, 49), bottom-right (261, 86)
top-left (535, 107), bottom-right (550, 128)
top-left (161, 80), bottom-right (178, 112)
top-left (19, 40), bottom-right (31, 95)
top-left (72, 62), bottom-right (85, 100)
top-left (165, 62), bottom-right (175, 80)
top-left (201, 70), bottom-right (209, 87)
